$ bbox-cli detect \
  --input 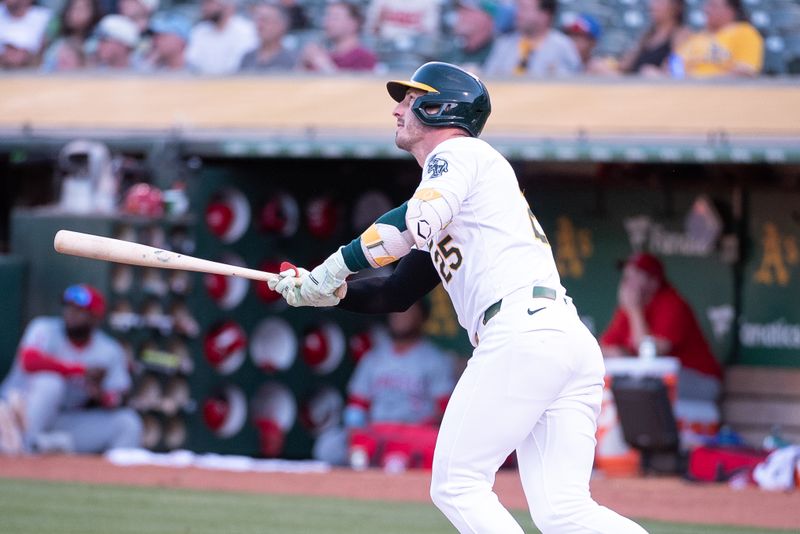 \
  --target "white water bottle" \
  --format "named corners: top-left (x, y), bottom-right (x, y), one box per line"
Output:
top-left (638, 335), bottom-right (657, 361)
